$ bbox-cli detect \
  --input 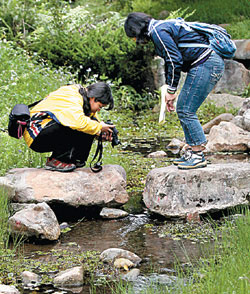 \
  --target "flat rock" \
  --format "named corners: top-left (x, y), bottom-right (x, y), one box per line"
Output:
top-left (143, 163), bottom-right (250, 218)
top-left (1, 165), bottom-right (129, 208)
